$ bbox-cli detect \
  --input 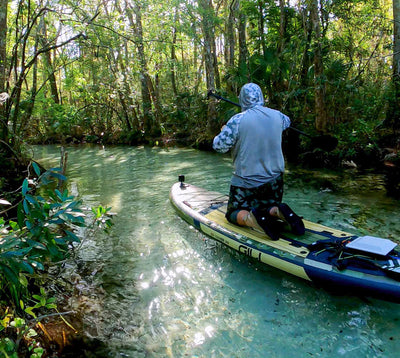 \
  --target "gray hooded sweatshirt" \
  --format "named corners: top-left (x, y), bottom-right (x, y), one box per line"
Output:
top-left (213, 83), bottom-right (290, 188)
